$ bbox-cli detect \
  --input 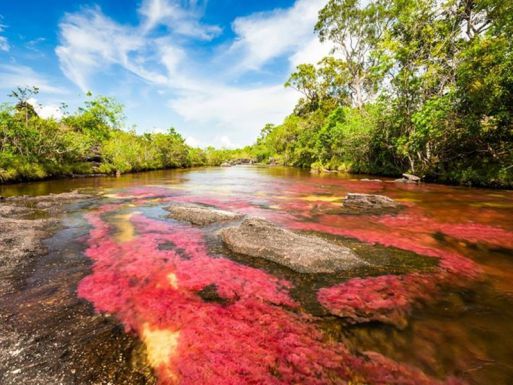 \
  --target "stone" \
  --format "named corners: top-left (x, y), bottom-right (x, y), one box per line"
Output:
top-left (220, 218), bottom-right (365, 273)
top-left (402, 173), bottom-right (421, 182)
top-left (342, 193), bottom-right (399, 211)
top-left (166, 204), bottom-right (244, 226)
